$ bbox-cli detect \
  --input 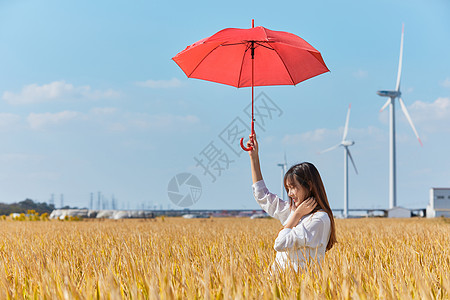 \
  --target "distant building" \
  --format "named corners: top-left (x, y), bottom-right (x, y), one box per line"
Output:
top-left (427, 188), bottom-right (450, 218)
top-left (50, 209), bottom-right (89, 219)
top-left (49, 209), bottom-right (154, 219)
top-left (250, 212), bottom-right (269, 219)
top-left (182, 214), bottom-right (209, 219)
top-left (387, 207), bottom-right (411, 218)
